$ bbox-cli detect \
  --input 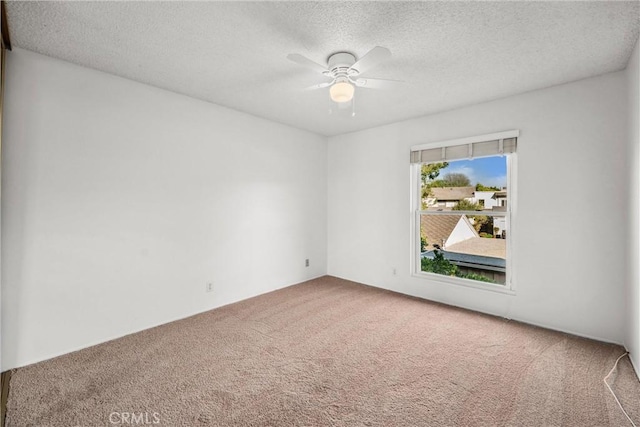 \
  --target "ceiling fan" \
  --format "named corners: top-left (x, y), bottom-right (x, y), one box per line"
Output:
top-left (287, 46), bottom-right (398, 105)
